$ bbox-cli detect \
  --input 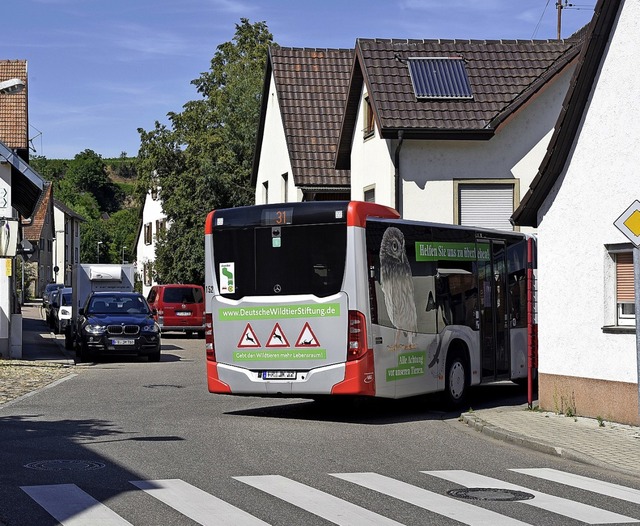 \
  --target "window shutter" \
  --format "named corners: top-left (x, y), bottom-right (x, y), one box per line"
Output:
top-left (459, 184), bottom-right (514, 230)
top-left (616, 252), bottom-right (634, 302)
